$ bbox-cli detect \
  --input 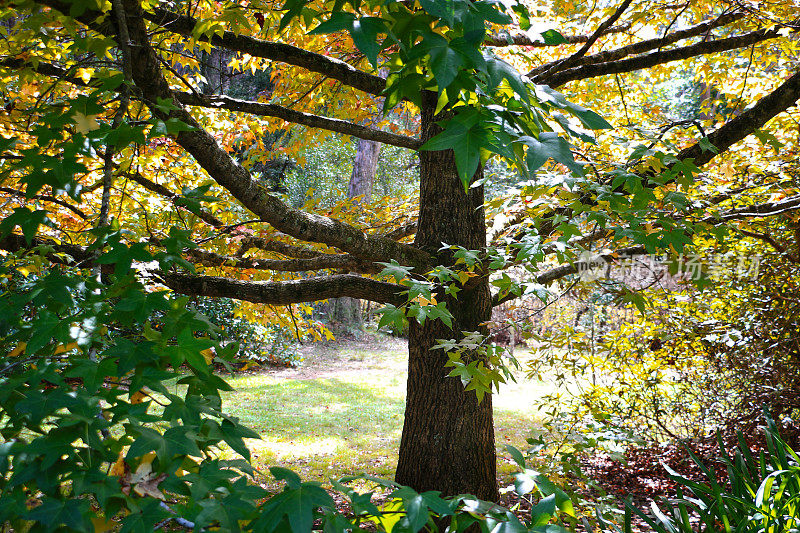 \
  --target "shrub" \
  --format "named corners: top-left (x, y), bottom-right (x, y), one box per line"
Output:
top-left (598, 415), bottom-right (800, 533)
